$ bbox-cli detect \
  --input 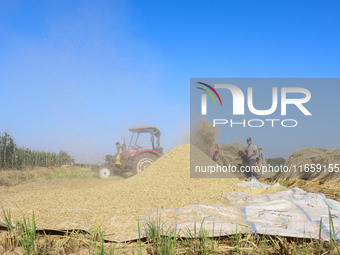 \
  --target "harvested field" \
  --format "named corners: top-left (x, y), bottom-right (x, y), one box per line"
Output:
top-left (265, 147), bottom-right (340, 203)
top-left (276, 147), bottom-right (340, 179)
top-left (0, 167), bottom-right (96, 186)
top-left (0, 144), bottom-right (244, 241)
